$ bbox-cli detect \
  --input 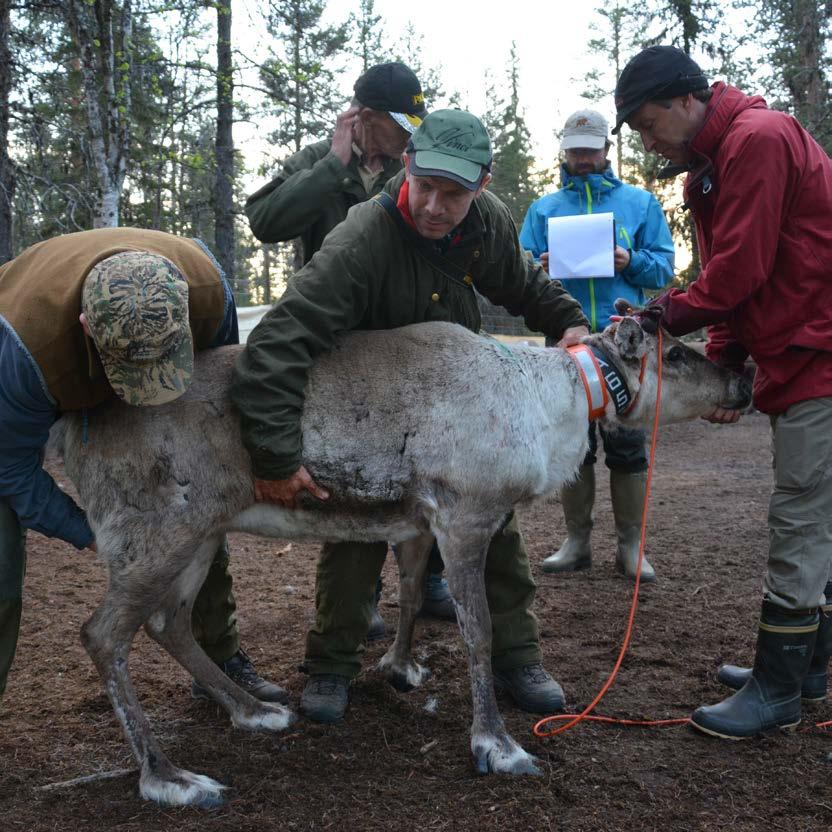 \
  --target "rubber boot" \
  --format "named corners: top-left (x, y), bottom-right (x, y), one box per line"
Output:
top-left (542, 465), bottom-right (594, 573)
top-left (610, 470), bottom-right (656, 583)
top-left (718, 581), bottom-right (832, 702)
top-left (691, 601), bottom-right (819, 739)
